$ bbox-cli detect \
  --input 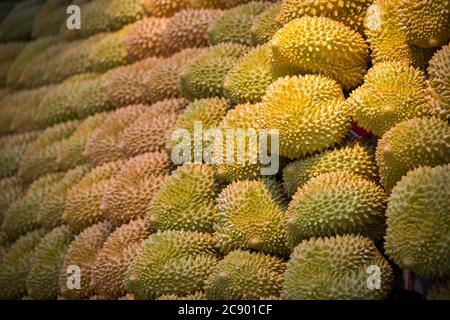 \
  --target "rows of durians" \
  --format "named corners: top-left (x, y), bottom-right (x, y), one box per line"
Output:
top-left (0, 0), bottom-right (449, 300)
